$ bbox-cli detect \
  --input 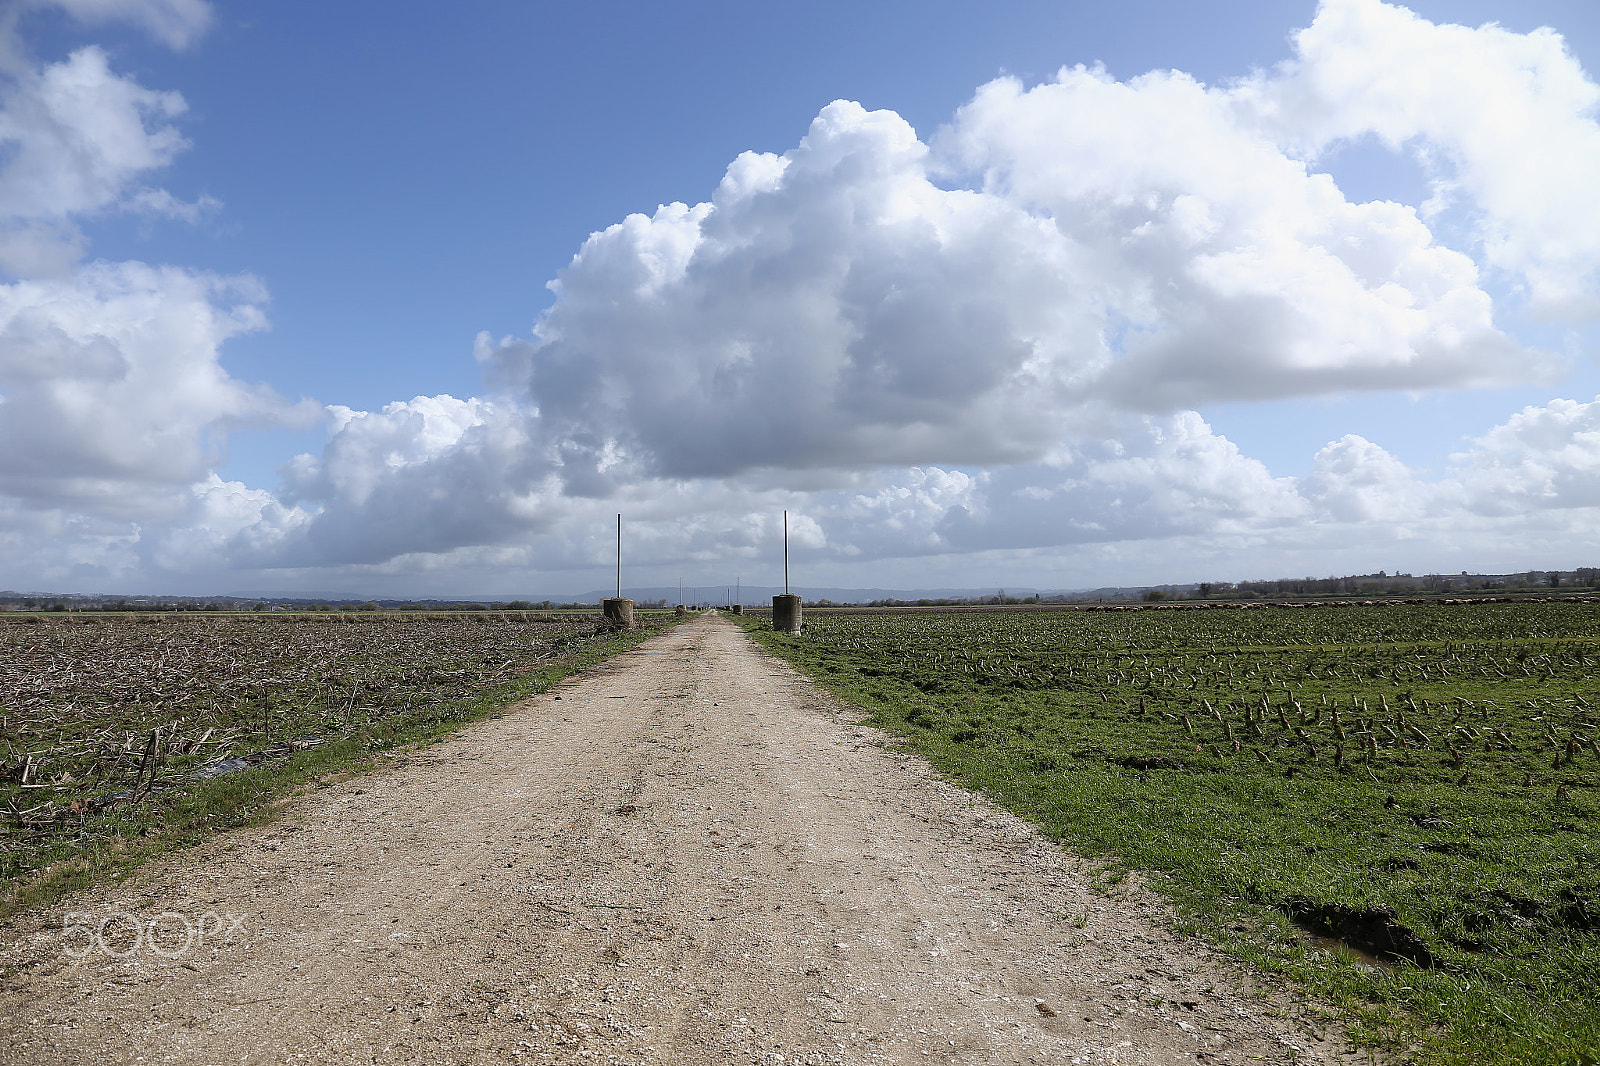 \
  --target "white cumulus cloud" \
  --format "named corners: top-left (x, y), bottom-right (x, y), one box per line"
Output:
top-left (496, 100), bottom-right (1097, 490)
top-left (273, 396), bottom-right (562, 566)
top-left (1450, 396), bottom-right (1600, 513)
top-left (943, 63), bottom-right (1535, 409)
top-left (1245, 0), bottom-right (1600, 315)
top-left (0, 261), bottom-right (306, 517)
top-left (1303, 435), bottom-right (1426, 523)
top-left (0, 45), bottom-right (200, 274)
